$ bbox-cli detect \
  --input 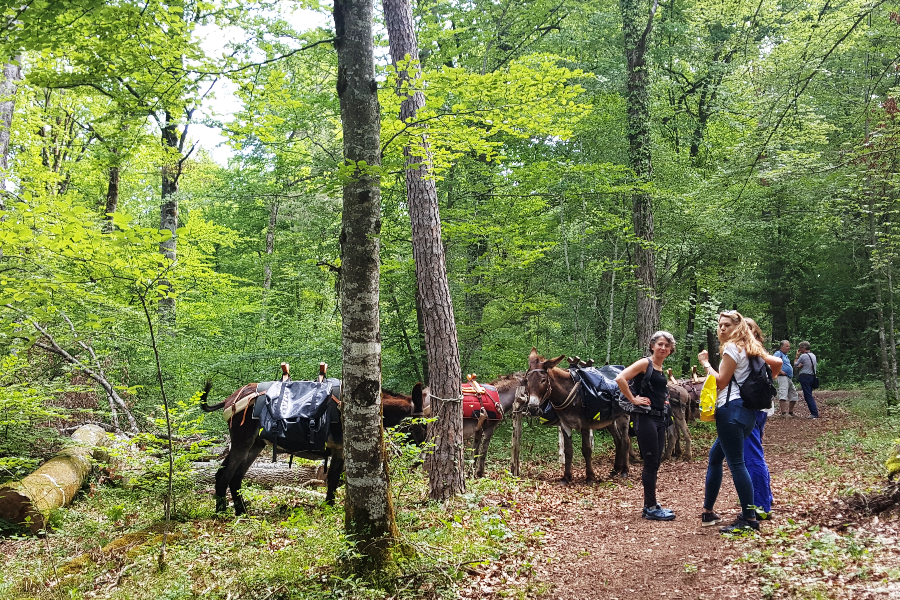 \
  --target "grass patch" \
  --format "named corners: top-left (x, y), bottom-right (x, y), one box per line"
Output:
top-left (736, 389), bottom-right (900, 599)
